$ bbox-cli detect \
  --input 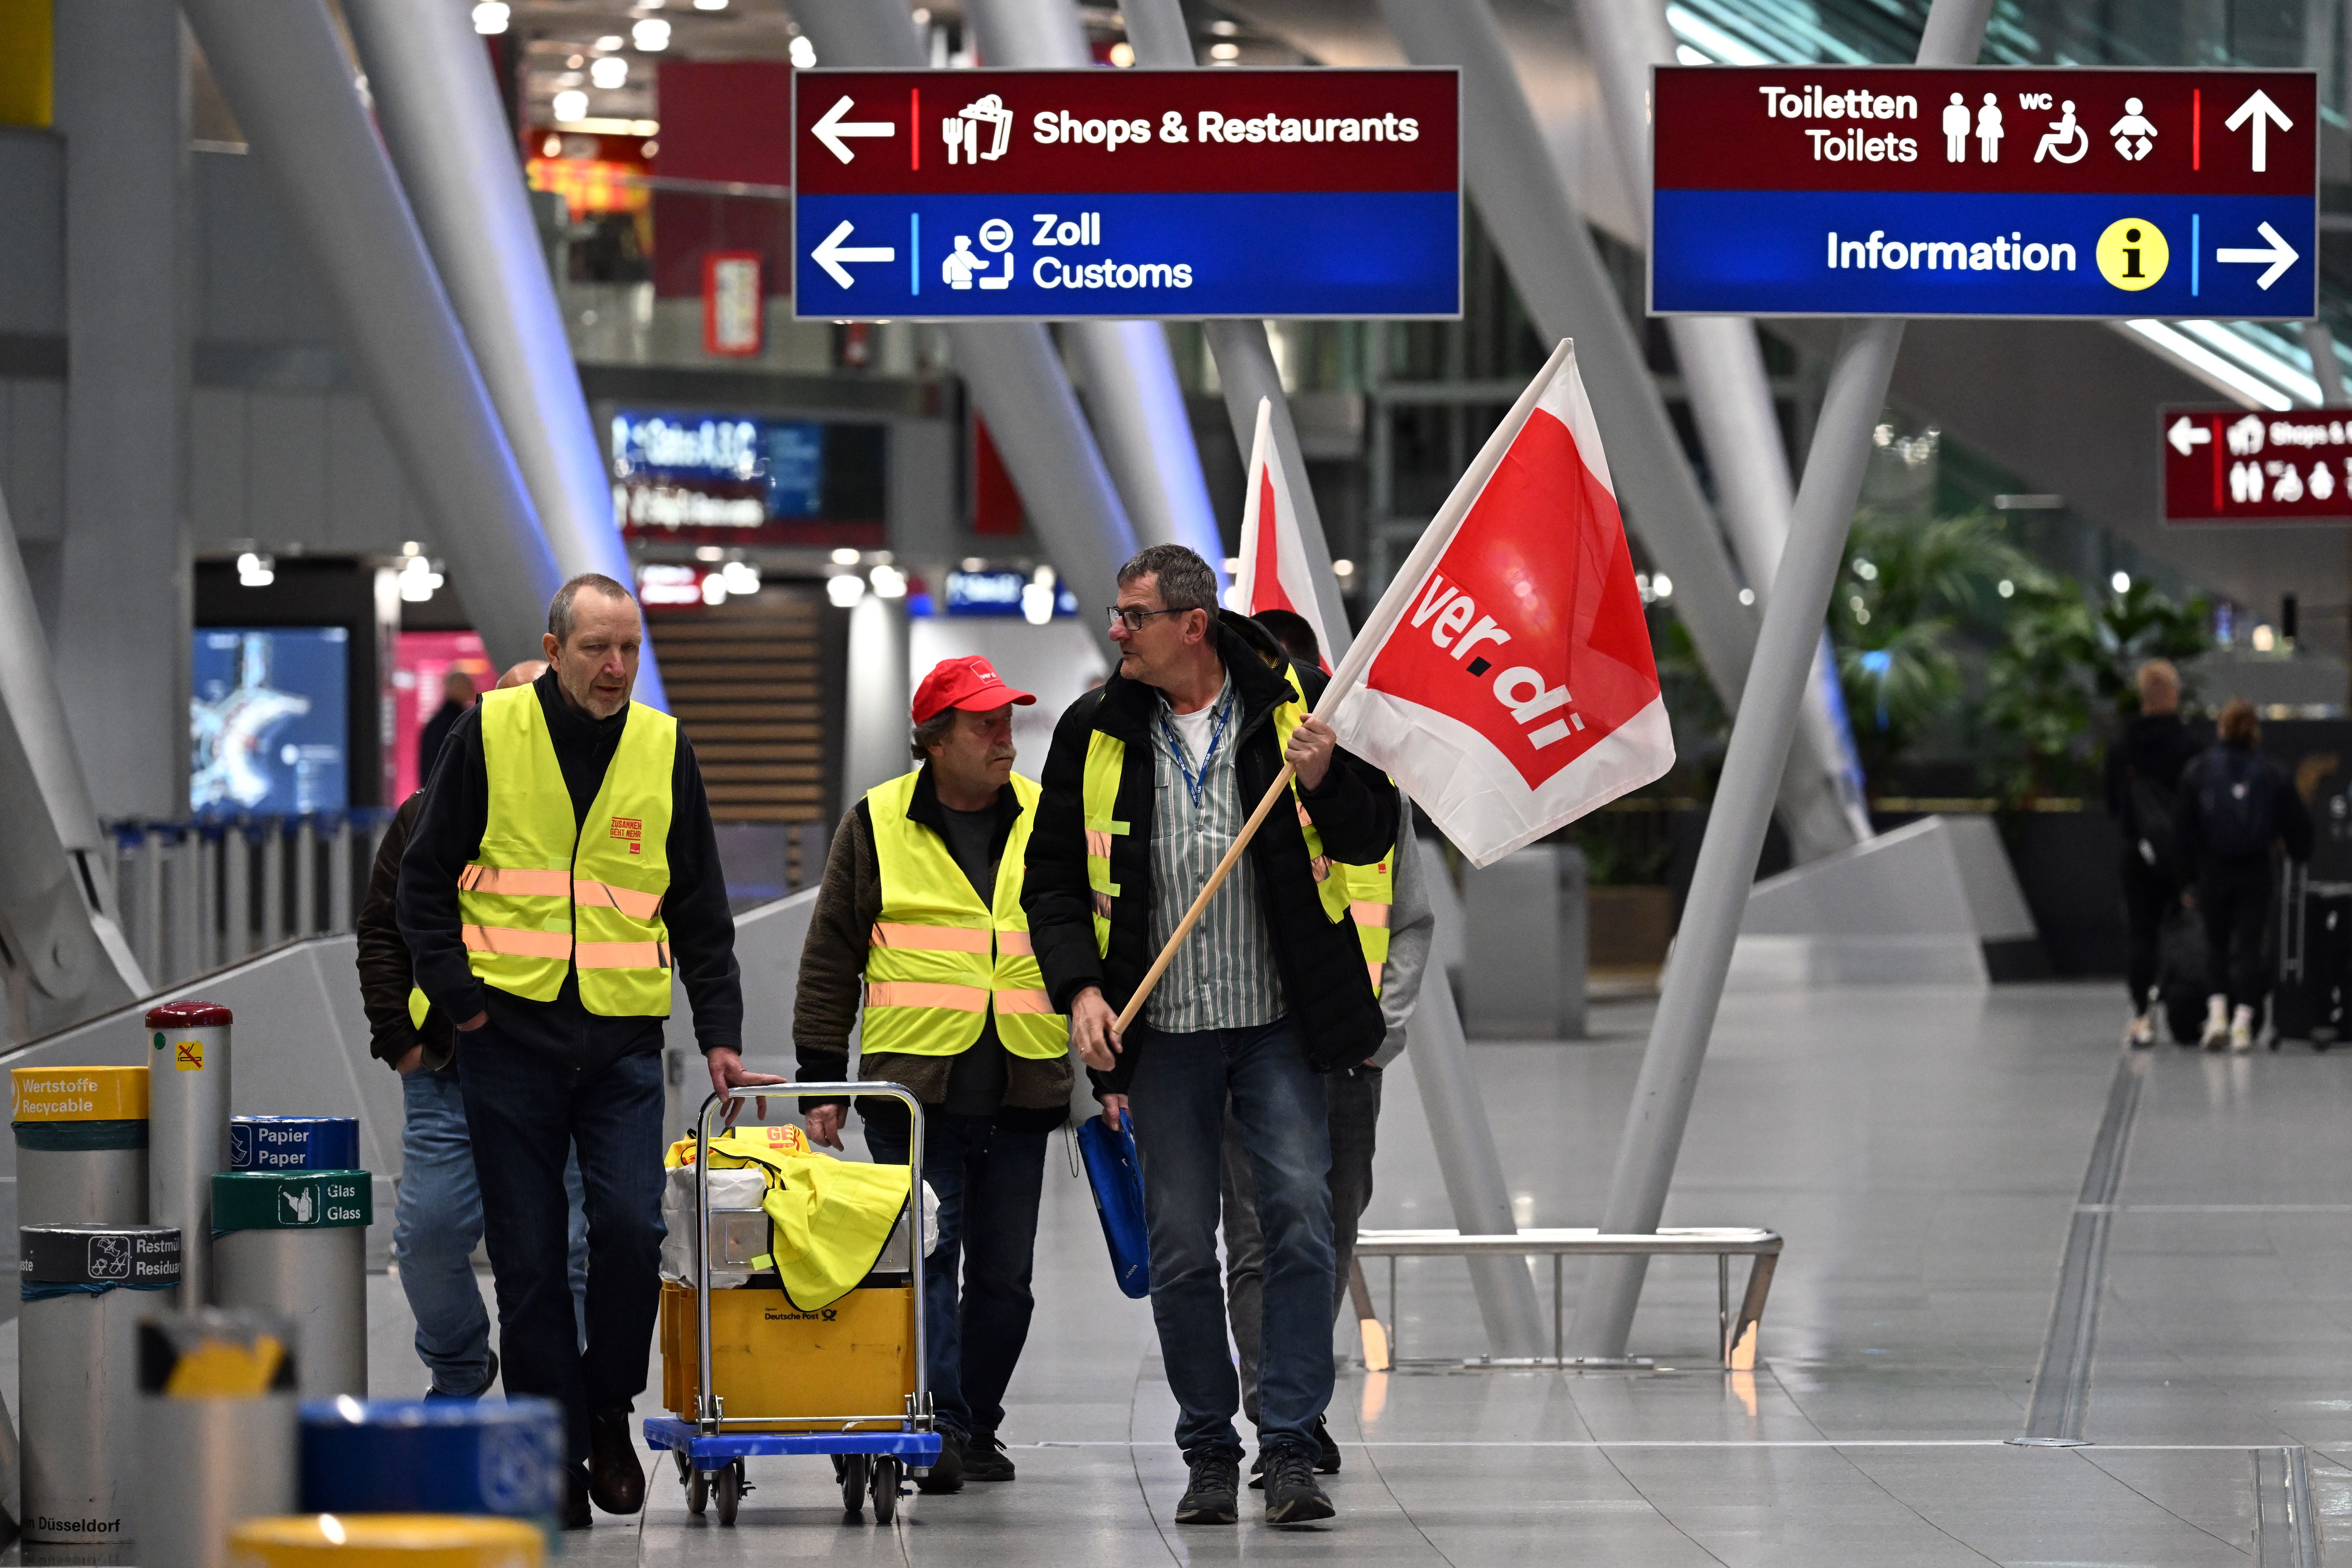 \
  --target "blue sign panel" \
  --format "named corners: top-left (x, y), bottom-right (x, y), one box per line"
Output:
top-left (191, 627), bottom-right (349, 815)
